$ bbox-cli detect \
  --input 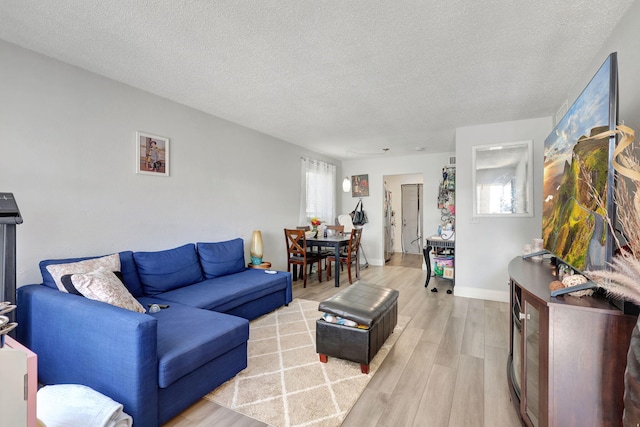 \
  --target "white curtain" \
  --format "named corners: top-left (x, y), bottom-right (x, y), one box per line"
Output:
top-left (299, 157), bottom-right (336, 225)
